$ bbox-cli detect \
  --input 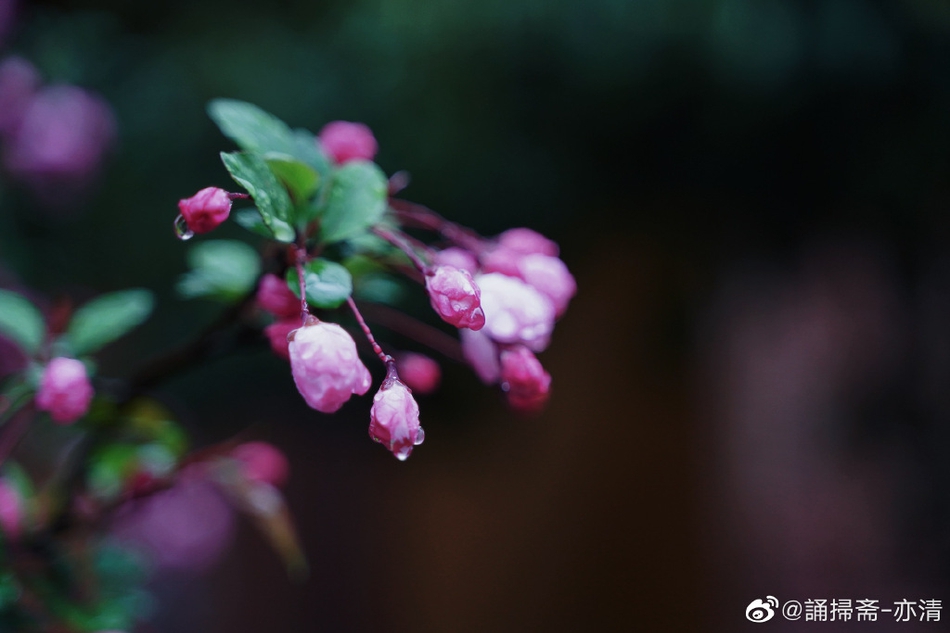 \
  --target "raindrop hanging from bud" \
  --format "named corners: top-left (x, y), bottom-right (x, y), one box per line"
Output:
top-left (173, 214), bottom-right (194, 241)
